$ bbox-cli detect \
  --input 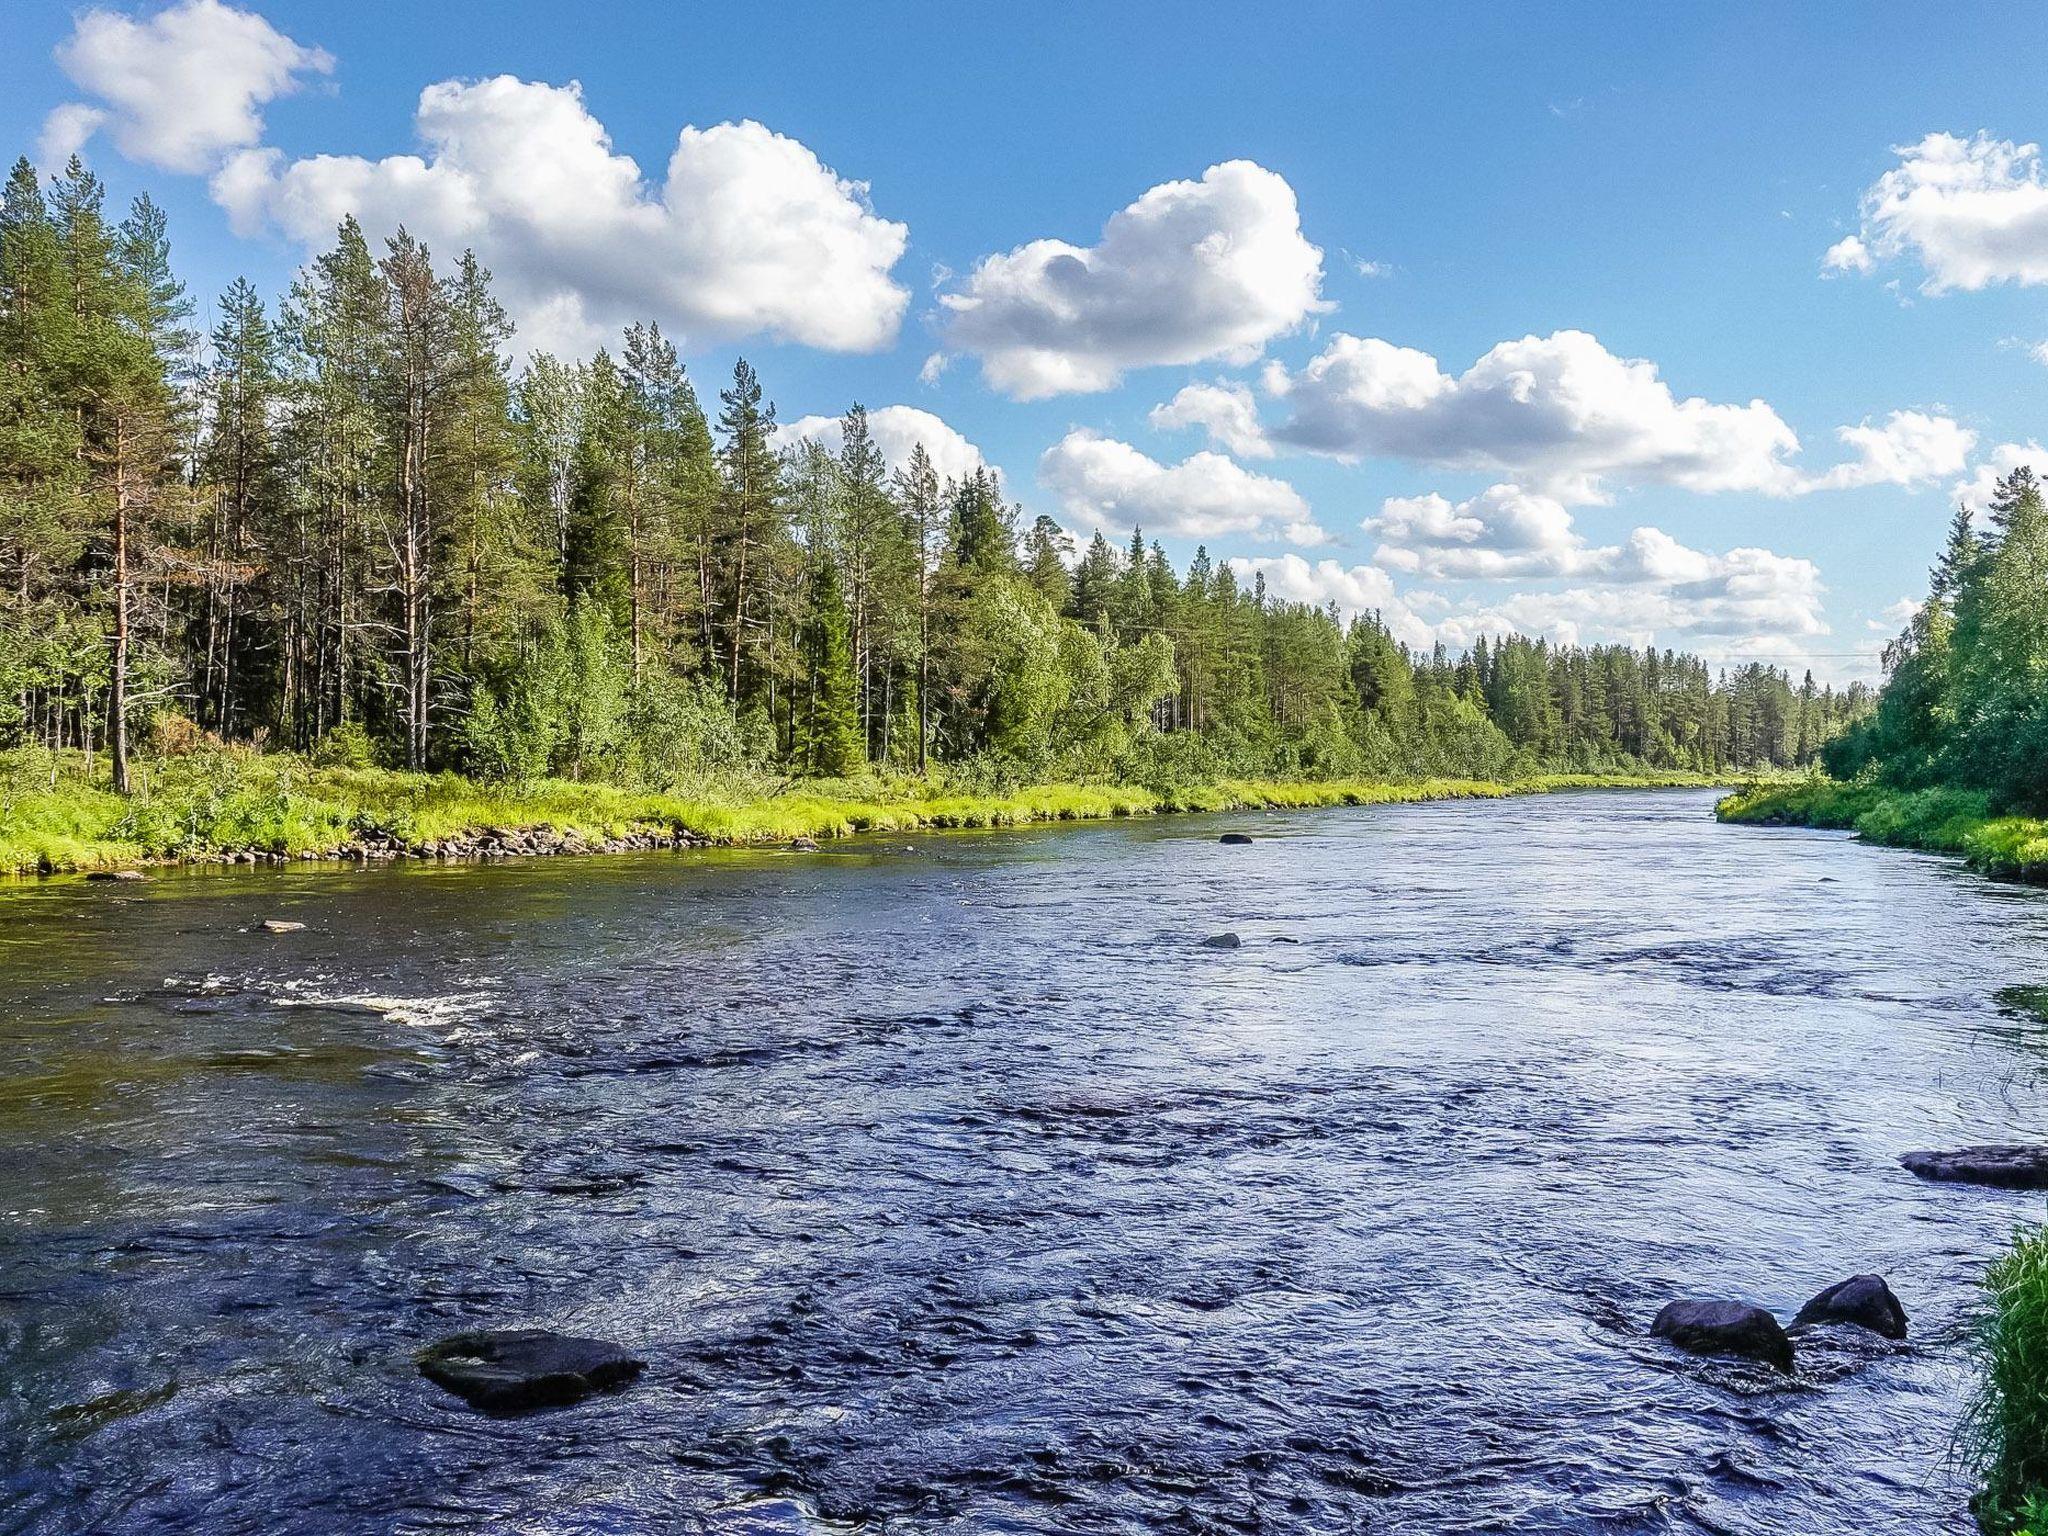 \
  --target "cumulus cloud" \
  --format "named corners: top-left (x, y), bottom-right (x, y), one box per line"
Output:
top-left (1170, 329), bottom-right (1967, 505)
top-left (933, 160), bottom-right (1327, 399)
top-left (1799, 409), bottom-right (1976, 491)
top-left (1953, 440), bottom-right (2048, 508)
top-left (1039, 430), bottom-right (1326, 547)
top-left (1224, 555), bottom-right (1435, 645)
top-left (1822, 235), bottom-right (1874, 275)
top-left (1149, 379), bottom-right (1274, 459)
top-left (1260, 329), bottom-right (1804, 503)
top-left (777, 405), bottom-right (987, 484)
top-left (1833, 132), bottom-right (2048, 291)
top-left (212, 76), bottom-right (910, 358)
top-left (44, 0), bottom-right (331, 174)
top-left (1367, 484), bottom-right (1587, 579)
